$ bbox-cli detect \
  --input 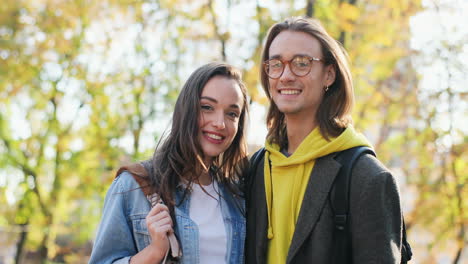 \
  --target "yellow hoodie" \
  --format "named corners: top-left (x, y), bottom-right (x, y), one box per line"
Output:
top-left (265, 126), bottom-right (371, 264)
